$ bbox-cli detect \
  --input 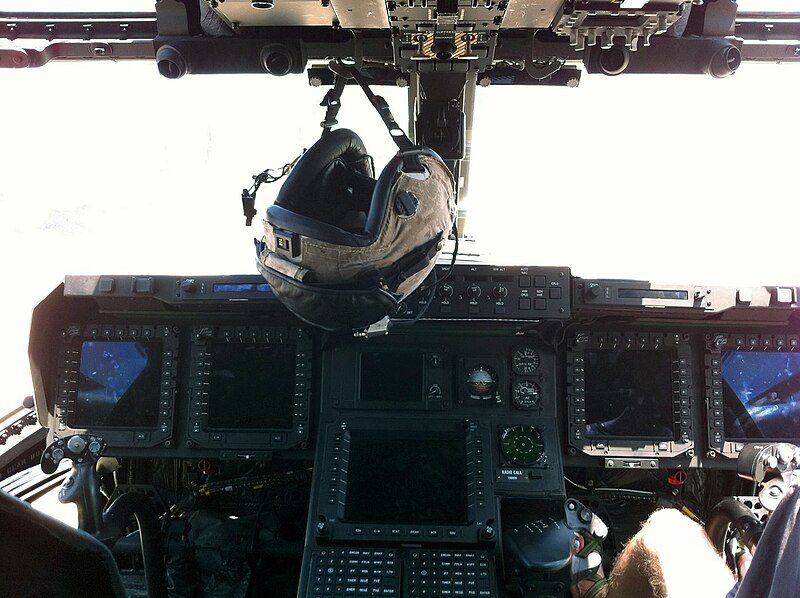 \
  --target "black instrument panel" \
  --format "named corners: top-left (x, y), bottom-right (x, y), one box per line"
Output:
top-left (30, 273), bottom-right (800, 598)
top-left (46, 323), bottom-right (800, 468)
